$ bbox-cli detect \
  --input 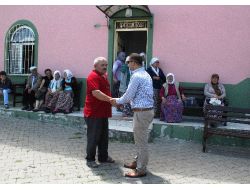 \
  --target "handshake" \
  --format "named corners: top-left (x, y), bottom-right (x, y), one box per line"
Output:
top-left (109, 98), bottom-right (120, 107)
